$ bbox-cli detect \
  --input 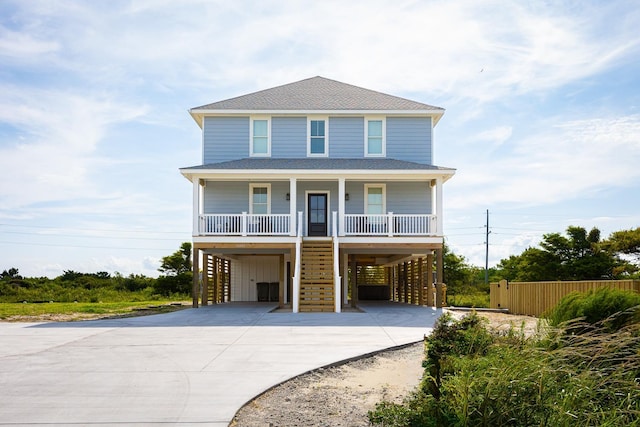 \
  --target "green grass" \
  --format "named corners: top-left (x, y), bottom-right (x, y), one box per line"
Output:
top-left (0, 300), bottom-right (189, 320)
top-left (446, 291), bottom-right (490, 308)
